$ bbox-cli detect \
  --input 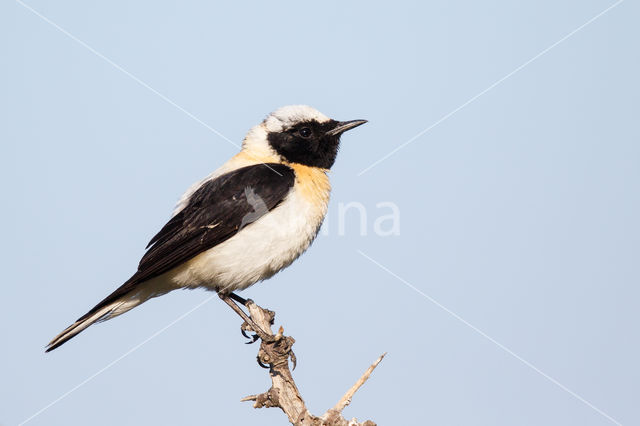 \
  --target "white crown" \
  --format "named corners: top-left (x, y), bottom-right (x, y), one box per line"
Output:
top-left (264, 105), bottom-right (330, 132)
